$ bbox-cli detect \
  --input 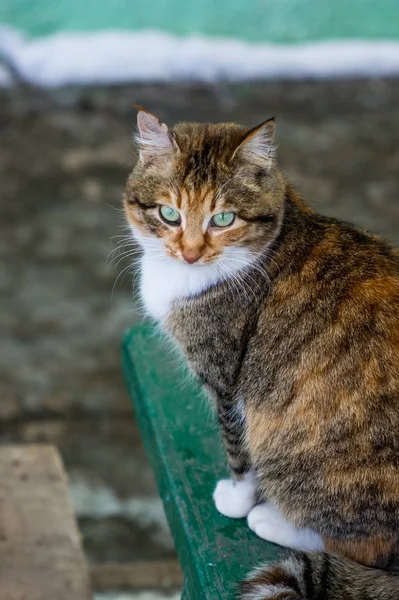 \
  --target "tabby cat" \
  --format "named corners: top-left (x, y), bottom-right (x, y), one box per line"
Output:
top-left (123, 110), bottom-right (399, 599)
